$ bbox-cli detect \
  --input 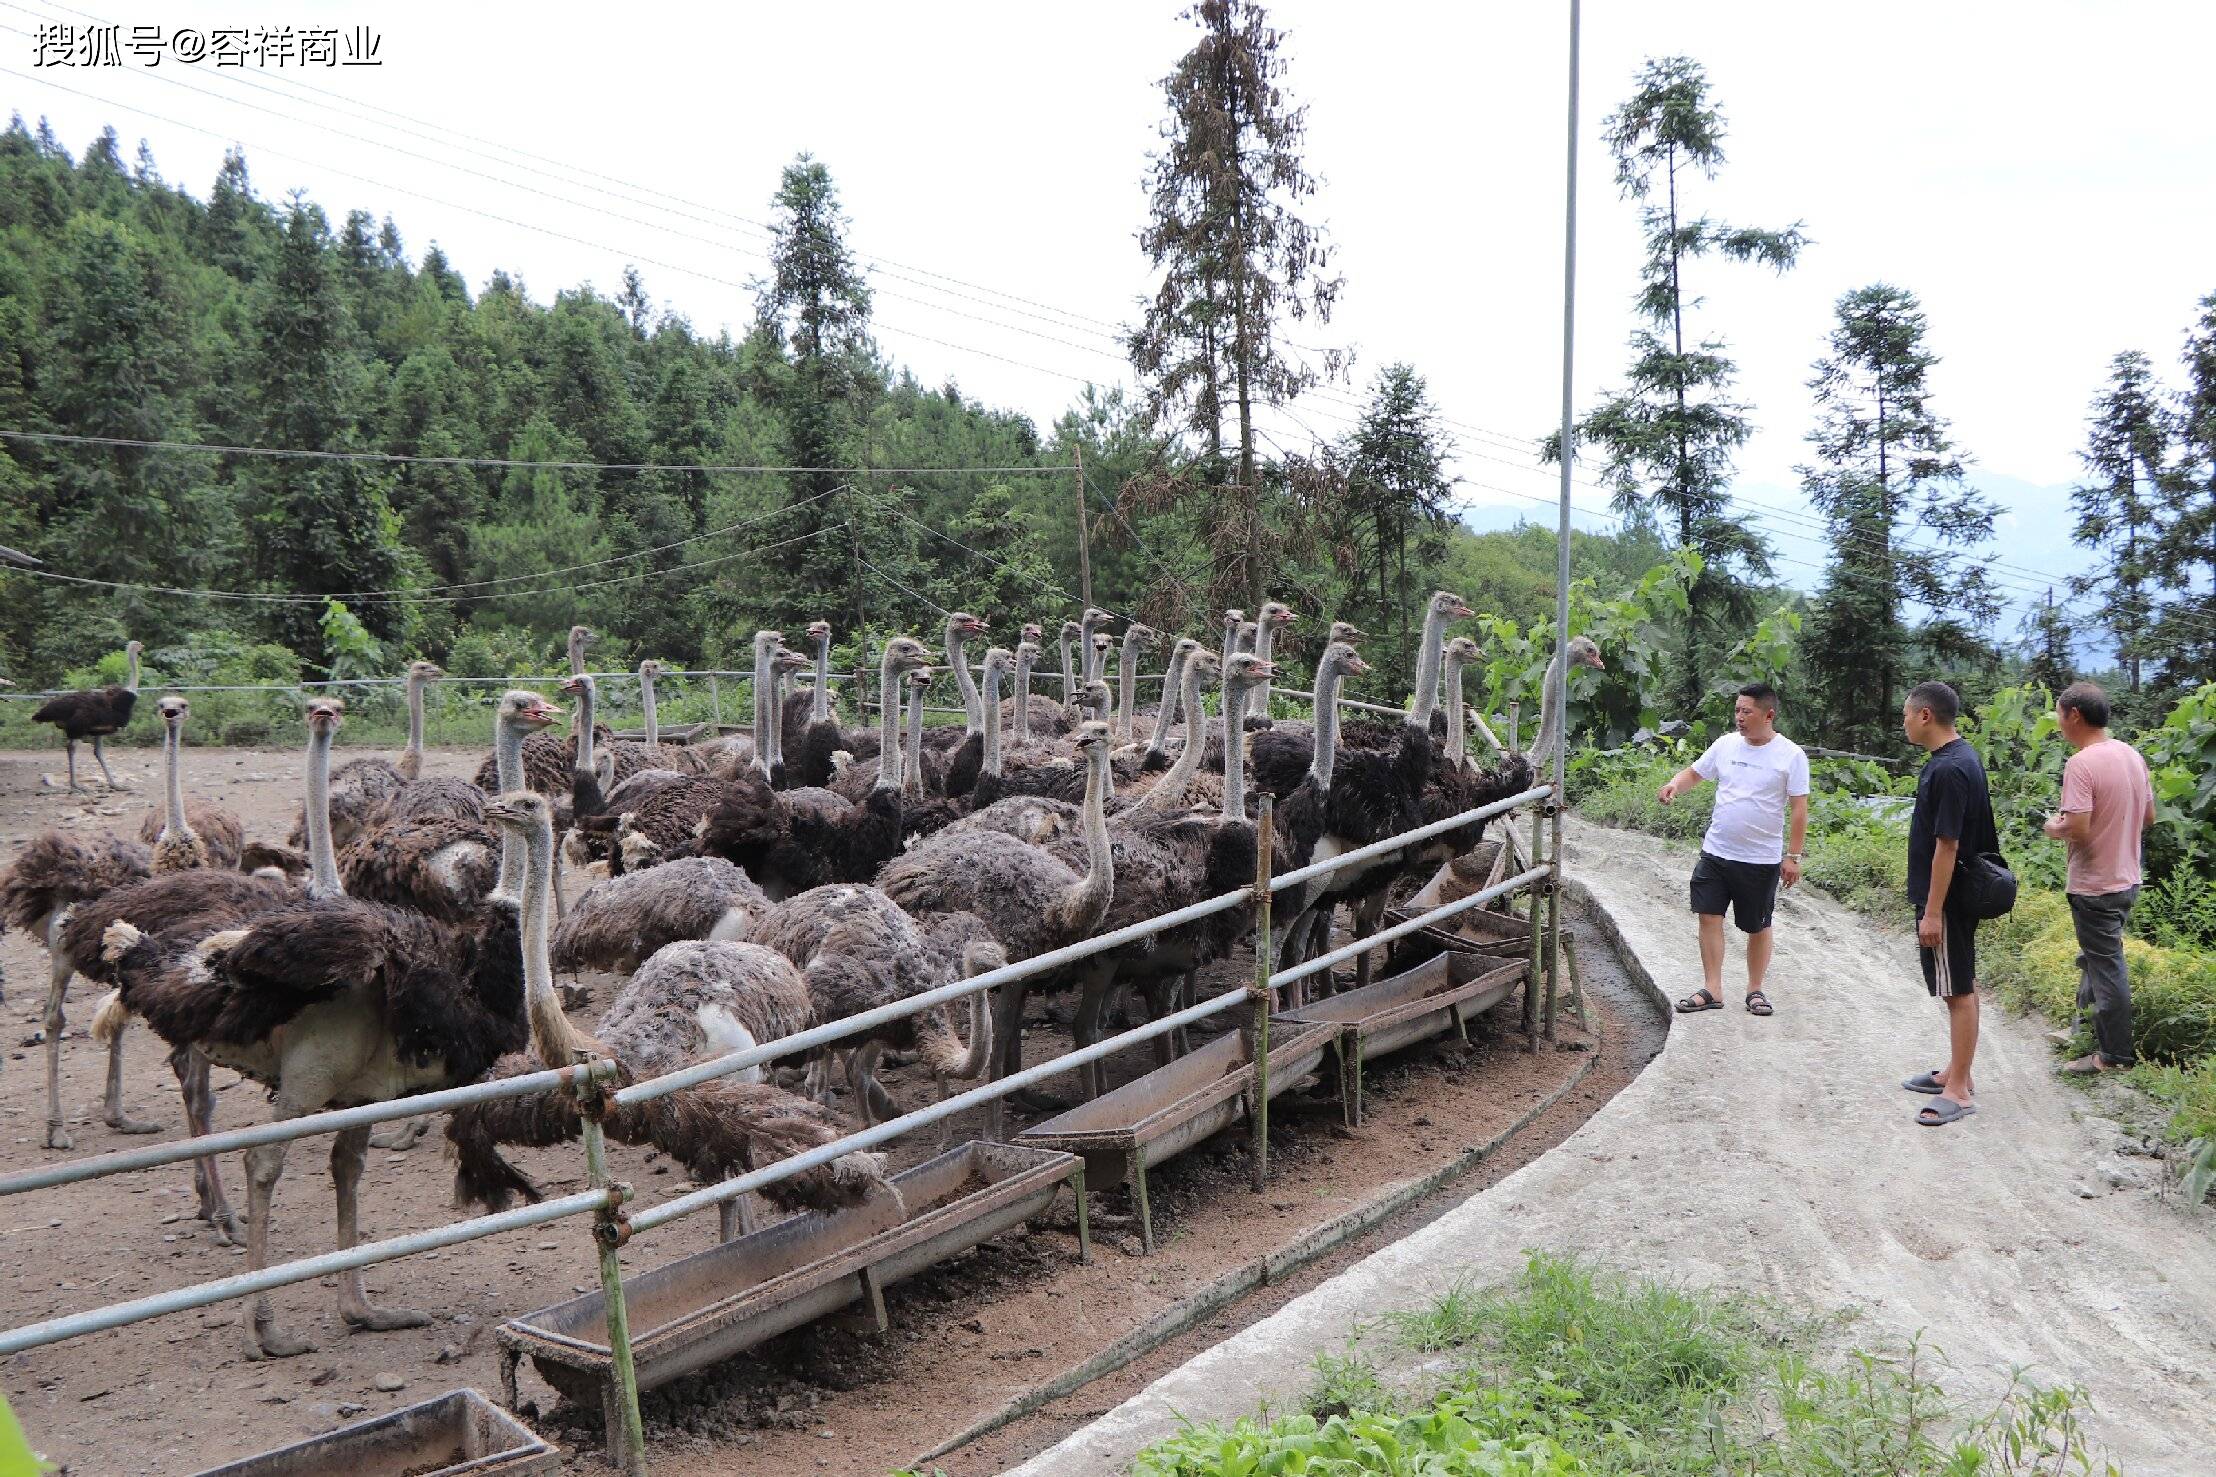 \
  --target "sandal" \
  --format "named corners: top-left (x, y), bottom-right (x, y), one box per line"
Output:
top-left (1916, 1099), bottom-right (1978, 1127)
top-left (1902, 1070), bottom-right (1944, 1095)
top-left (1744, 990), bottom-right (1773, 1016)
top-left (1676, 989), bottom-right (1723, 1013)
